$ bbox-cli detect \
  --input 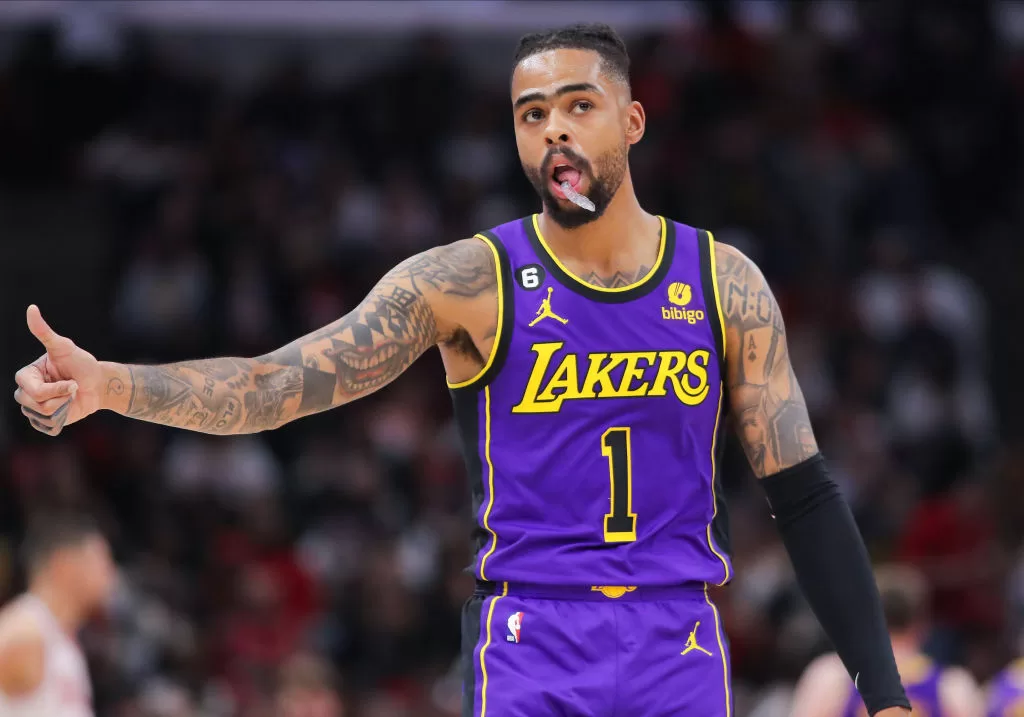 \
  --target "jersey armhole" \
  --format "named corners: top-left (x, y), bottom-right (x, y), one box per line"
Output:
top-left (696, 229), bottom-right (728, 369)
top-left (446, 231), bottom-right (515, 391)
